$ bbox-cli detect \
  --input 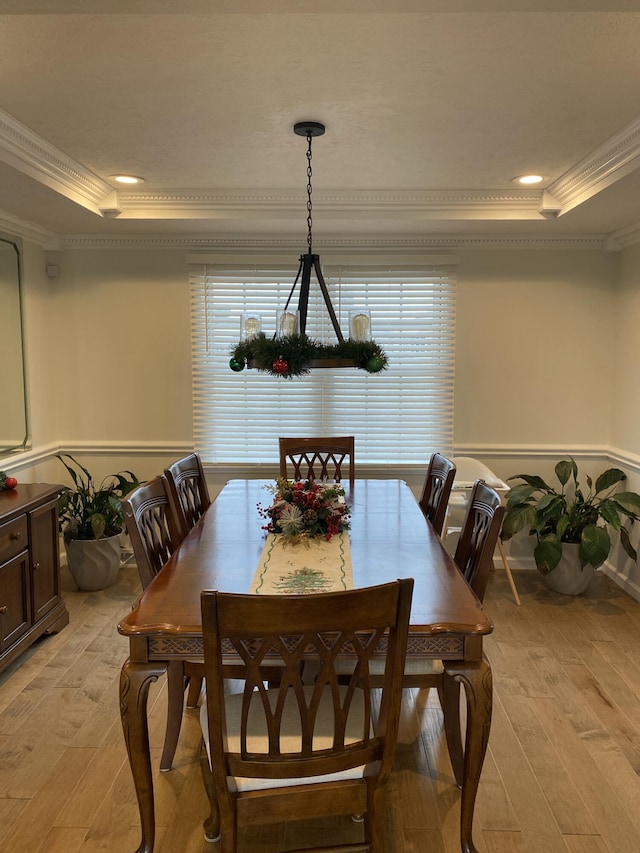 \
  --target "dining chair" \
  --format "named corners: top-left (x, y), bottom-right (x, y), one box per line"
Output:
top-left (122, 475), bottom-right (204, 771)
top-left (418, 452), bottom-right (456, 535)
top-left (408, 479), bottom-right (505, 785)
top-left (452, 479), bottom-right (506, 602)
top-left (279, 435), bottom-right (355, 485)
top-left (337, 480), bottom-right (504, 789)
top-left (164, 452), bottom-right (211, 541)
top-left (444, 456), bottom-right (520, 605)
top-left (199, 578), bottom-right (414, 852)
